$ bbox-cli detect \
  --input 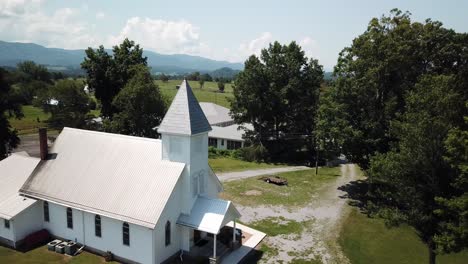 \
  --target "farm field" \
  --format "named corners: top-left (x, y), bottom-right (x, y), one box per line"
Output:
top-left (9, 80), bottom-right (233, 135)
top-left (8, 105), bottom-right (51, 135)
top-left (156, 79), bottom-right (233, 108)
